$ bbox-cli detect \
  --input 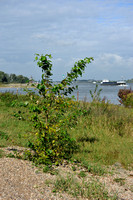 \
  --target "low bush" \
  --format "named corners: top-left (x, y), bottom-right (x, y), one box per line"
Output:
top-left (118, 88), bottom-right (133, 107)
